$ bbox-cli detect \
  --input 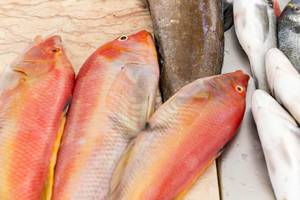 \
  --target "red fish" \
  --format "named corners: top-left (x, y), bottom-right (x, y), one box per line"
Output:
top-left (52, 31), bottom-right (160, 199)
top-left (109, 70), bottom-right (249, 200)
top-left (0, 35), bottom-right (75, 200)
